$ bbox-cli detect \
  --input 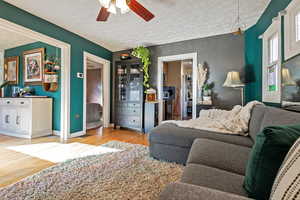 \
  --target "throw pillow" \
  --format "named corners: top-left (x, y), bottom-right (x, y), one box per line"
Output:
top-left (269, 138), bottom-right (300, 200)
top-left (243, 124), bottom-right (300, 200)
